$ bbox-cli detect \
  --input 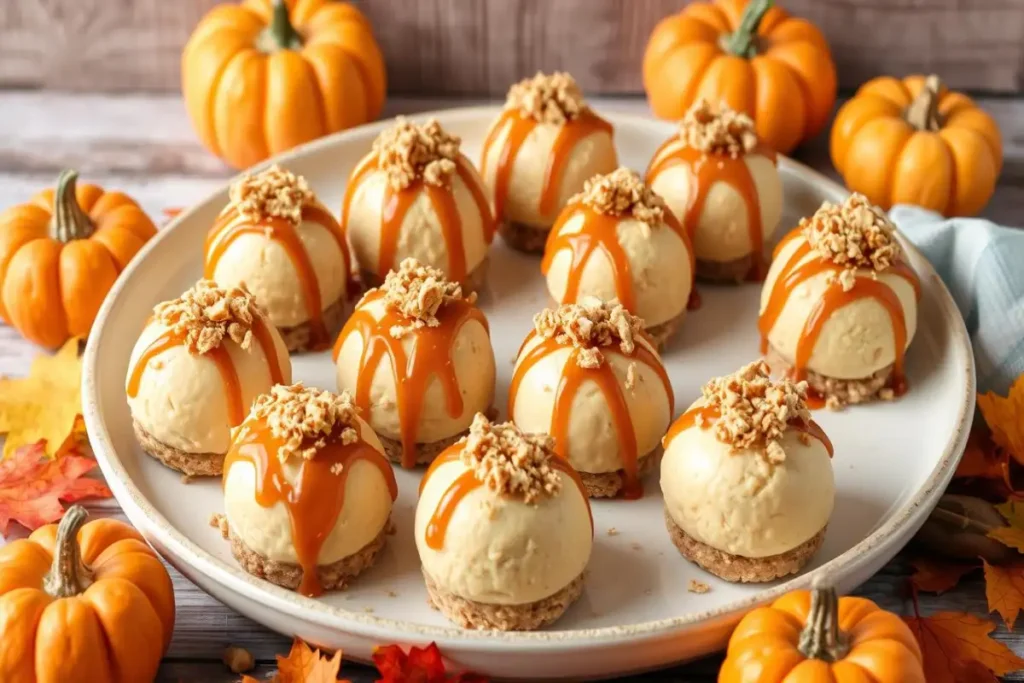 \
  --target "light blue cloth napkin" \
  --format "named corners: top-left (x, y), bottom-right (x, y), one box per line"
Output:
top-left (891, 204), bottom-right (1024, 394)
